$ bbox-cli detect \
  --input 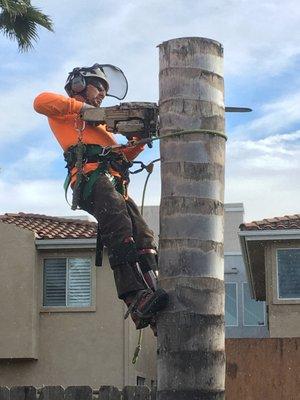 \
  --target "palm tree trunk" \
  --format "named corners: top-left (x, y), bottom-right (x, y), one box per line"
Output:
top-left (157, 37), bottom-right (226, 400)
